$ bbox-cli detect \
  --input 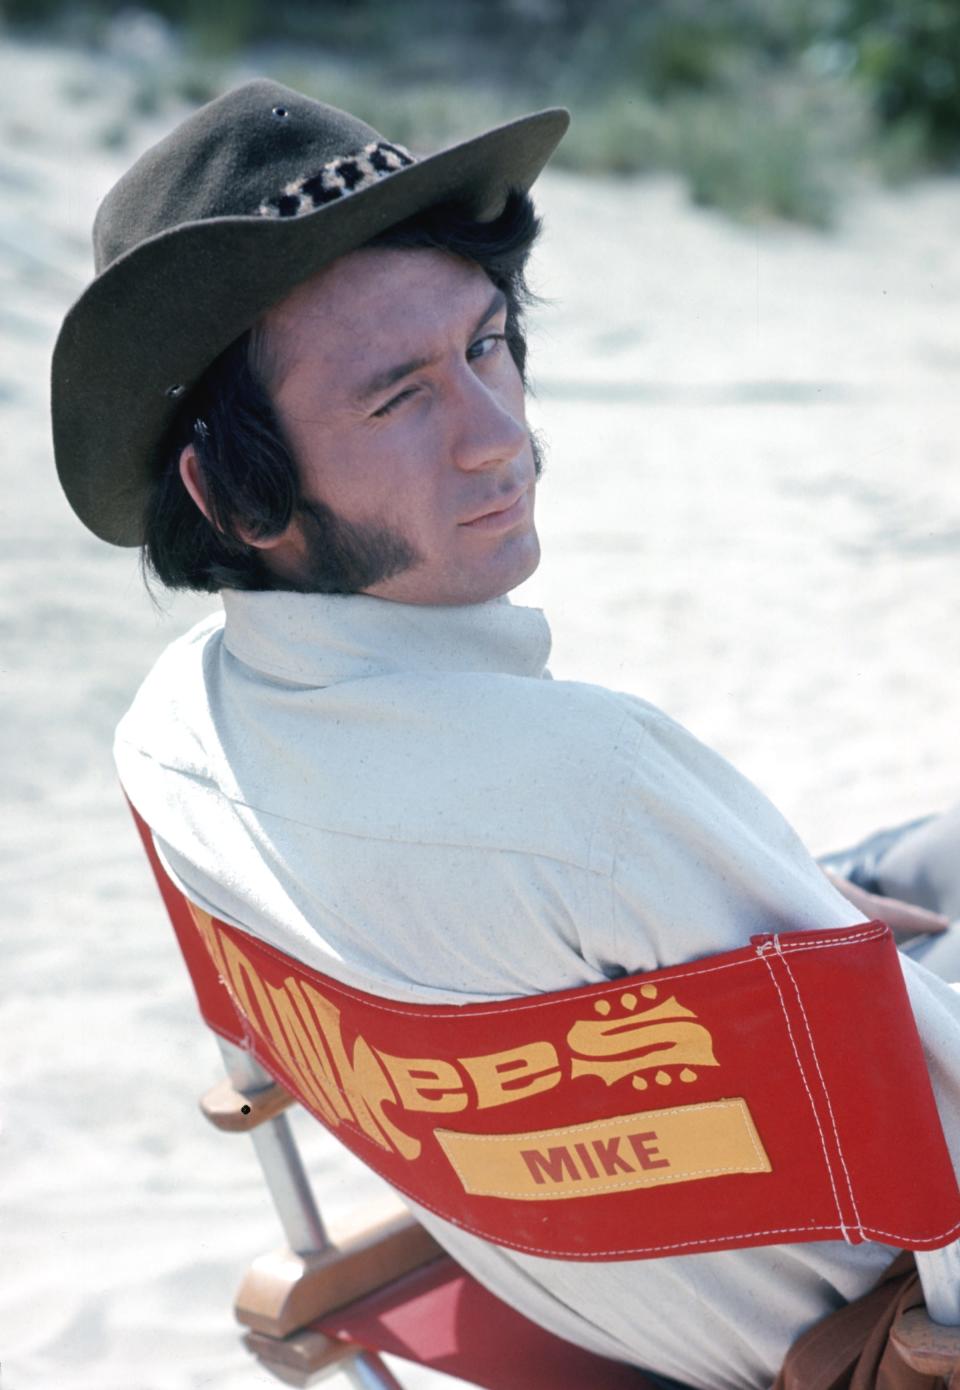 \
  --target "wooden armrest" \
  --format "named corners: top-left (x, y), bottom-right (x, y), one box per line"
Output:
top-left (200, 1076), bottom-right (295, 1132)
top-left (891, 1306), bottom-right (960, 1377)
top-left (235, 1194), bottom-right (444, 1338)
